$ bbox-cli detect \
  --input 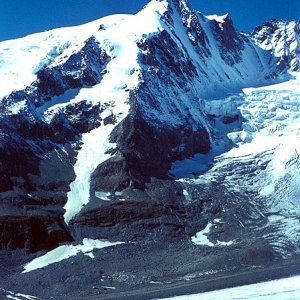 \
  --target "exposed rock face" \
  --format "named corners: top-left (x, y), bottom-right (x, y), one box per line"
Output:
top-left (0, 0), bottom-right (299, 257)
top-left (211, 14), bottom-right (245, 65)
top-left (0, 36), bottom-right (110, 252)
top-left (92, 108), bottom-right (210, 191)
top-left (34, 37), bottom-right (110, 102)
top-left (71, 178), bottom-right (207, 243)
top-left (0, 215), bottom-right (72, 253)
